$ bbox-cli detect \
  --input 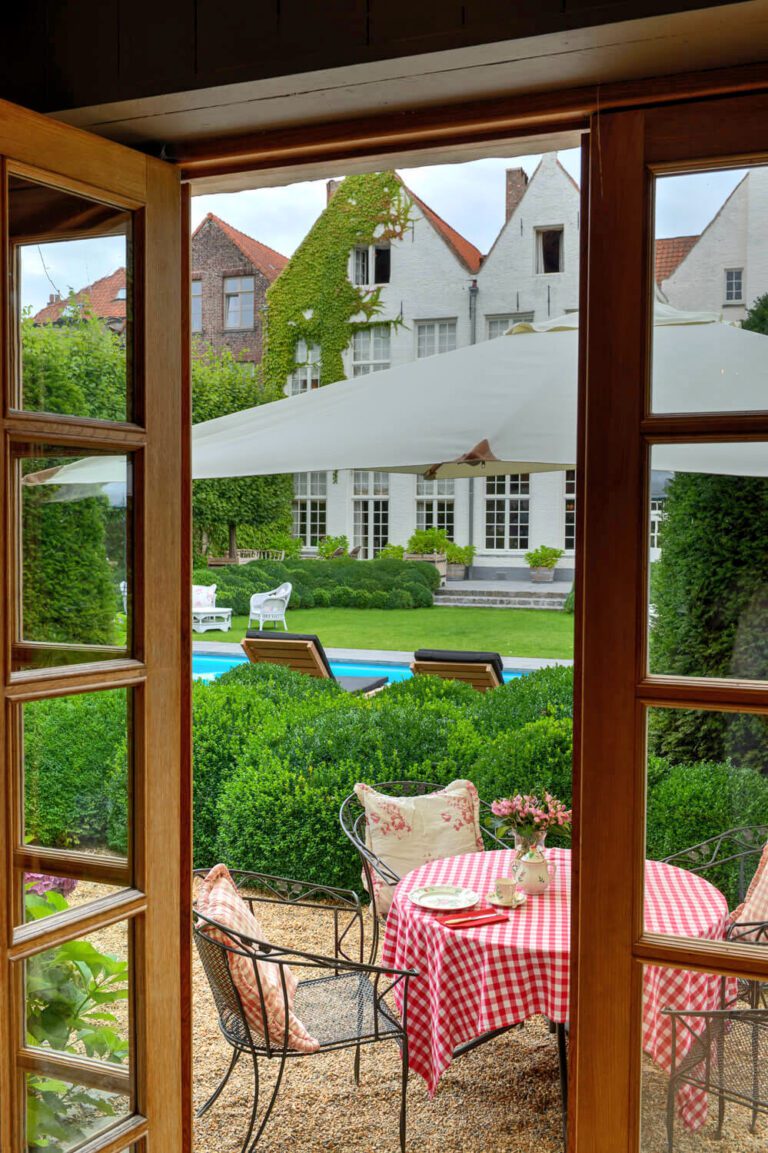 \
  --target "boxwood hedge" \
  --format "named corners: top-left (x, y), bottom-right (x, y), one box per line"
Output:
top-left (24, 660), bottom-right (768, 907)
top-left (192, 557), bottom-right (438, 612)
